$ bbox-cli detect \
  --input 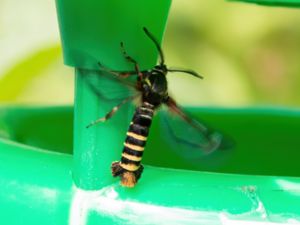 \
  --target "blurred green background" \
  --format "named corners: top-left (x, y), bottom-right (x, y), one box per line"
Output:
top-left (1, 0), bottom-right (300, 107)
